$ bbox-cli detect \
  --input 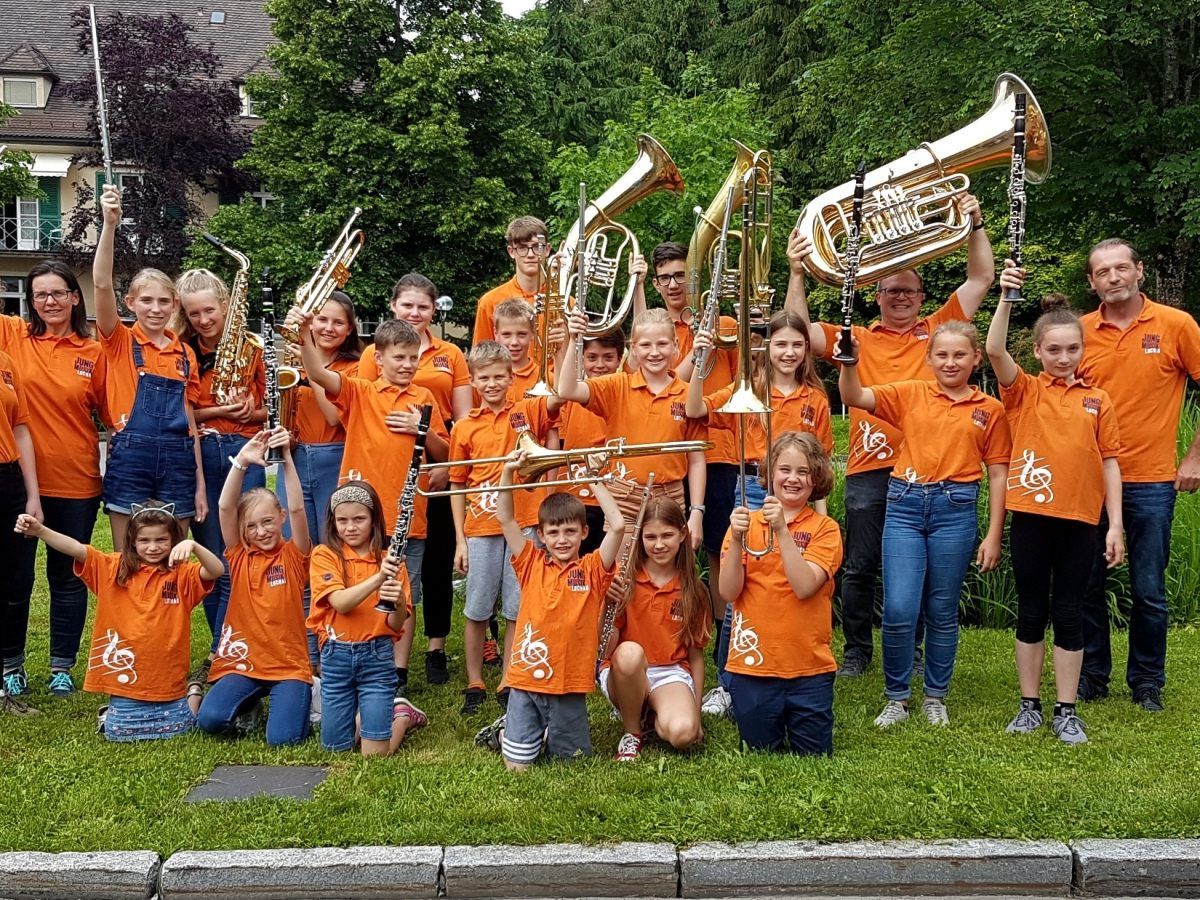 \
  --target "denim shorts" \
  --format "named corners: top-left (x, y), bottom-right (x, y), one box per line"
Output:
top-left (318, 635), bottom-right (398, 750)
top-left (103, 432), bottom-right (197, 516)
top-left (500, 688), bottom-right (591, 765)
top-left (464, 534), bottom-right (523, 622)
top-left (103, 694), bottom-right (196, 742)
